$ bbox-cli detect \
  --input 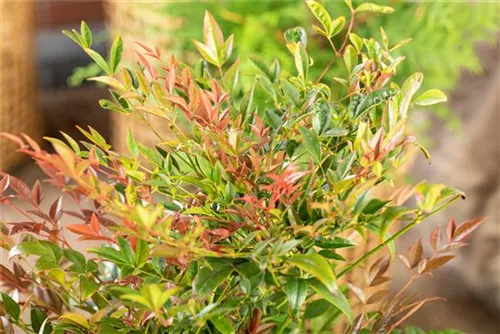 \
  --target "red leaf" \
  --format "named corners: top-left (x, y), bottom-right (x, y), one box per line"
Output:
top-left (49, 196), bottom-right (63, 222)
top-left (368, 255), bottom-right (391, 283)
top-left (408, 238), bottom-right (423, 269)
top-left (21, 133), bottom-right (41, 152)
top-left (0, 264), bottom-right (24, 290)
top-left (0, 133), bottom-right (24, 147)
top-left (0, 172), bottom-right (30, 198)
top-left (398, 254), bottom-right (411, 269)
top-left (438, 241), bottom-right (468, 253)
top-left (453, 217), bottom-right (485, 242)
top-left (429, 227), bottom-right (441, 252)
top-left (31, 180), bottom-right (43, 205)
top-left (165, 67), bottom-right (176, 93)
top-left (89, 213), bottom-right (101, 232)
top-left (66, 224), bottom-right (93, 236)
top-left (423, 255), bottom-right (455, 273)
top-left (447, 218), bottom-right (456, 241)
top-left (0, 175), bottom-right (10, 195)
